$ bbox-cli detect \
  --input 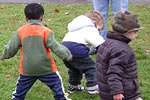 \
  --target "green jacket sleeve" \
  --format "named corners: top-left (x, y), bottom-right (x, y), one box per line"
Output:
top-left (2, 32), bottom-right (21, 59)
top-left (45, 32), bottom-right (72, 61)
